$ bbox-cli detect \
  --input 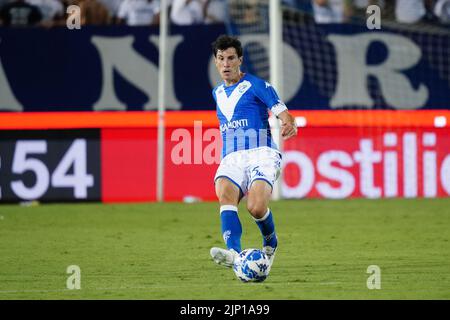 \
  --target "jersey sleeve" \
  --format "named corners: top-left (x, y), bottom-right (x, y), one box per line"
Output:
top-left (253, 79), bottom-right (288, 116)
